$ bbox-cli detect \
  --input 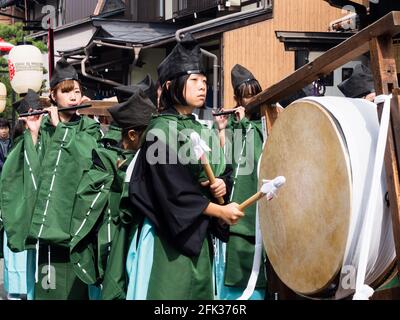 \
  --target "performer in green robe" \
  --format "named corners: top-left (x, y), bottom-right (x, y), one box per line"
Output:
top-left (70, 82), bottom-right (157, 300)
top-left (214, 64), bottom-right (267, 300)
top-left (1, 90), bottom-right (42, 300)
top-left (1, 58), bottom-right (102, 300)
top-left (102, 84), bottom-right (158, 300)
top-left (127, 33), bottom-right (244, 300)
